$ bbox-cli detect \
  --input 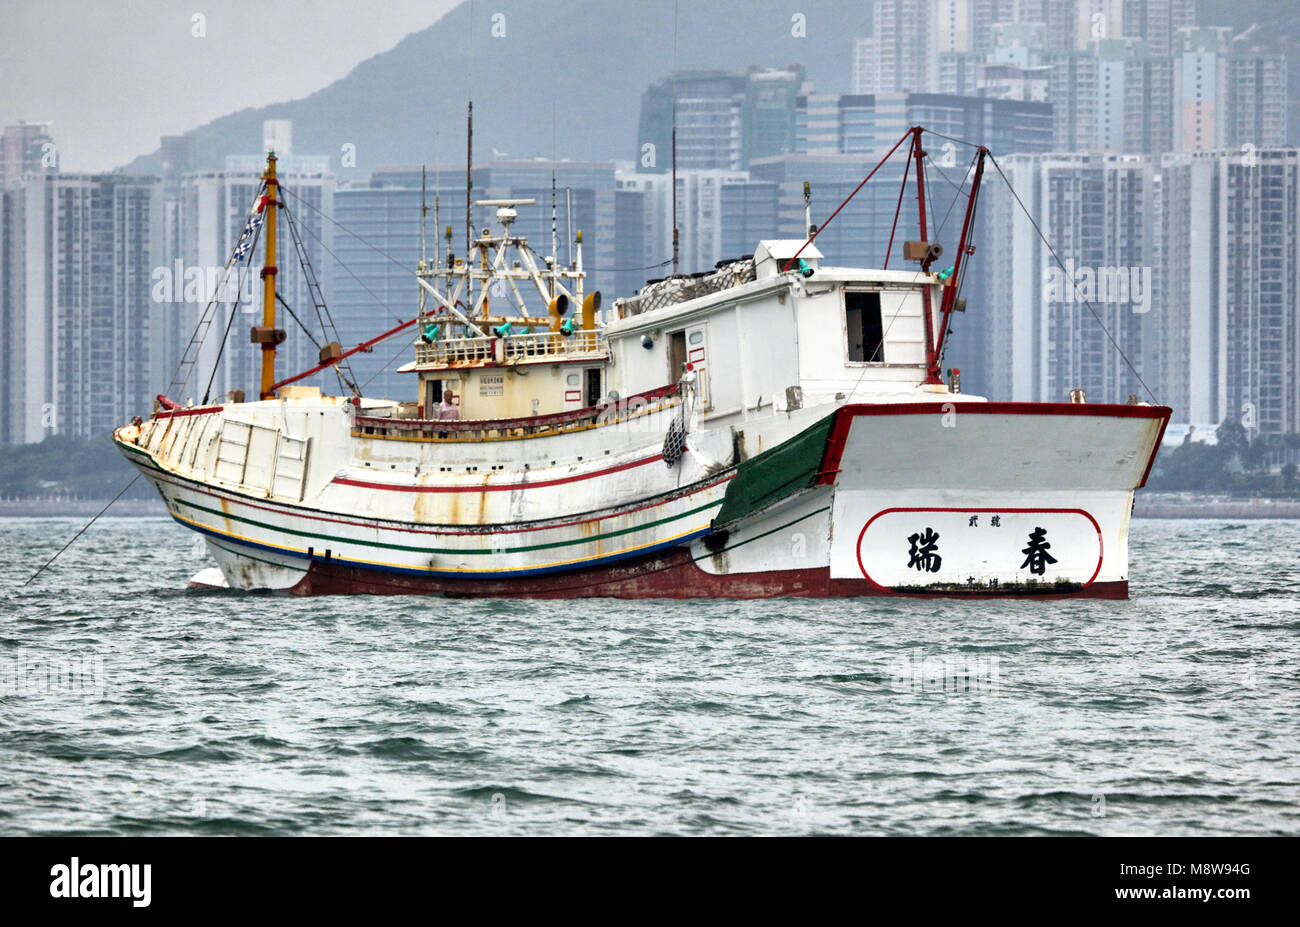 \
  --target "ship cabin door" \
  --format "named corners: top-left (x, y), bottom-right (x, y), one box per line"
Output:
top-left (424, 377), bottom-right (443, 417)
top-left (668, 327), bottom-right (709, 405)
top-left (584, 368), bottom-right (602, 407)
top-left (845, 290), bottom-right (885, 363)
top-left (668, 331), bottom-right (687, 383)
